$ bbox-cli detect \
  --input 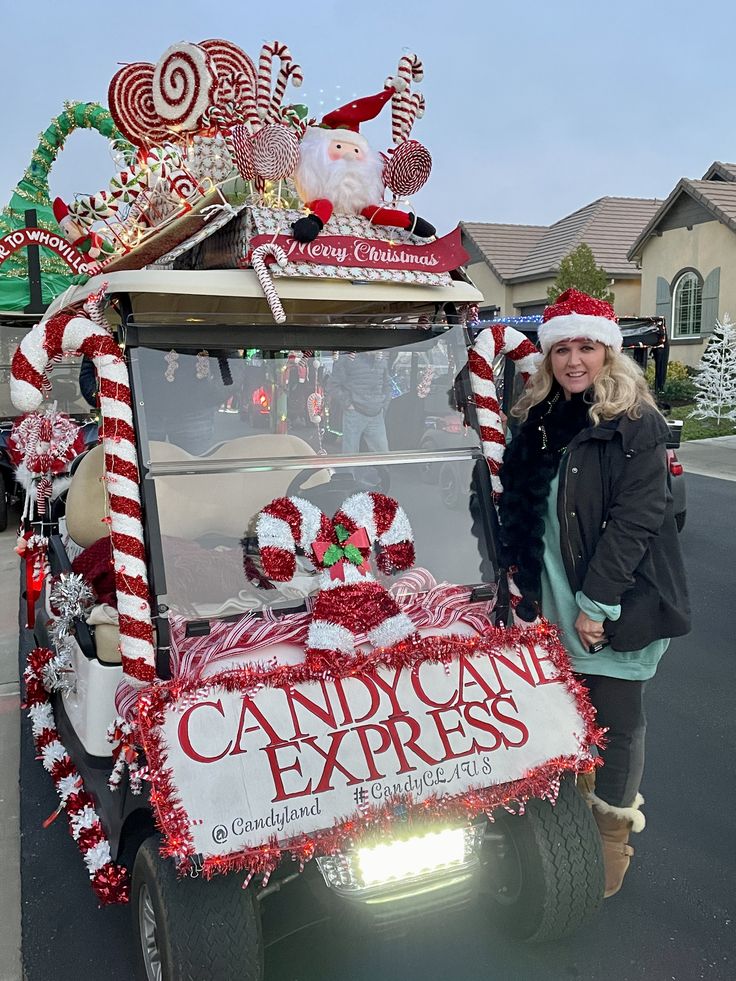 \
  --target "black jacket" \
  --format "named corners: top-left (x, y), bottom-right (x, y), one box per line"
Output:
top-left (557, 406), bottom-right (690, 650)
